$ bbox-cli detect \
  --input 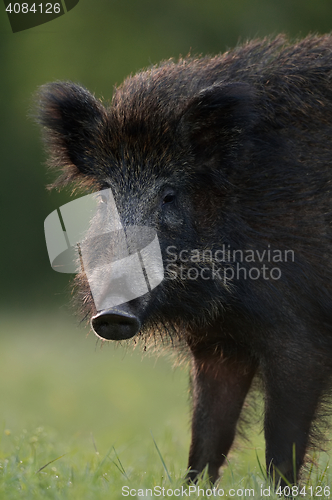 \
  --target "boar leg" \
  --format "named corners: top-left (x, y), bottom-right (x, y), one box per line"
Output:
top-left (263, 347), bottom-right (326, 486)
top-left (187, 352), bottom-right (256, 482)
